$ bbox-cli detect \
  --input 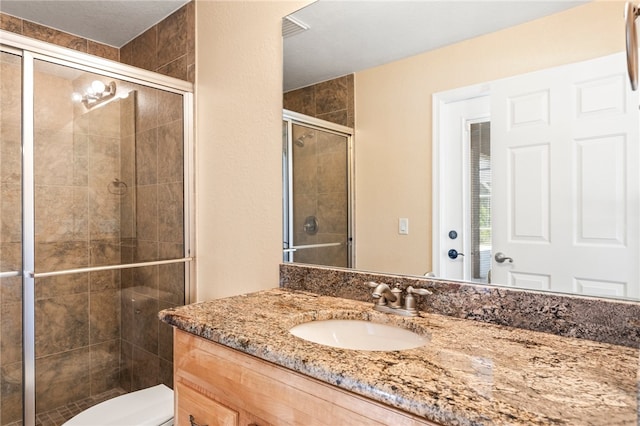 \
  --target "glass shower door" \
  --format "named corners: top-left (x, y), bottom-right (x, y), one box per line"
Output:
top-left (283, 114), bottom-right (353, 268)
top-left (0, 50), bottom-right (24, 425)
top-left (28, 57), bottom-right (187, 423)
